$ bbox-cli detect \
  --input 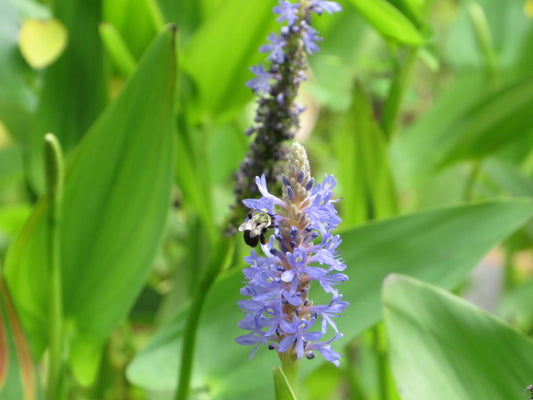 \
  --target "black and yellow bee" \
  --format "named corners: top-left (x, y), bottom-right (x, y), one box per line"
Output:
top-left (239, 211), bottom-right (274, 247)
